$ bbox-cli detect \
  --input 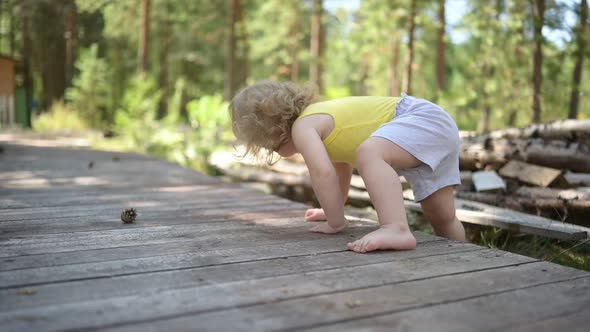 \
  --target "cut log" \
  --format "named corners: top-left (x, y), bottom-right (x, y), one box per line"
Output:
top-left (564, 172), bottom-right (590, 187)
top-left (456, 189), bottom-right (590, 226)
top-left (488, 119), bottom-right (590, 141)
top-left (520, 142), bottom-right (590, 173)
top-left (472, 171), bottom-right (506, 192)
top-left (404, 198), bottom-right (589, 241)
top-left (515, 186), bottom-right (590, 200)
top-left (499, 160), bottom-right (565, 187)
top-left (459, 142), bottom-right (507, 171)
top-left (460, 132), bottom-right (590, 173)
